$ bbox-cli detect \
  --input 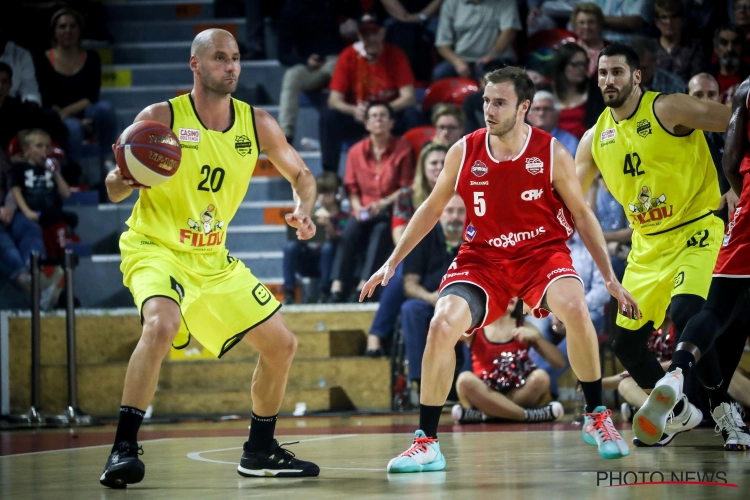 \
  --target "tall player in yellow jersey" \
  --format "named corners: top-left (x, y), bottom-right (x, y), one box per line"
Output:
top-left (576, 43), bottom-right (732, 447)
top-left (98, 29), bottom-right (320, 488)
